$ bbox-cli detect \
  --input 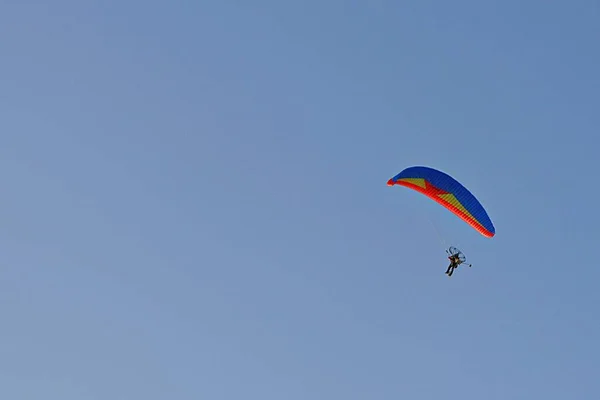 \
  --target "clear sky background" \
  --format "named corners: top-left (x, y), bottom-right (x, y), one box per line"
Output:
top-left (1, 1), bottom-right (599, 399)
